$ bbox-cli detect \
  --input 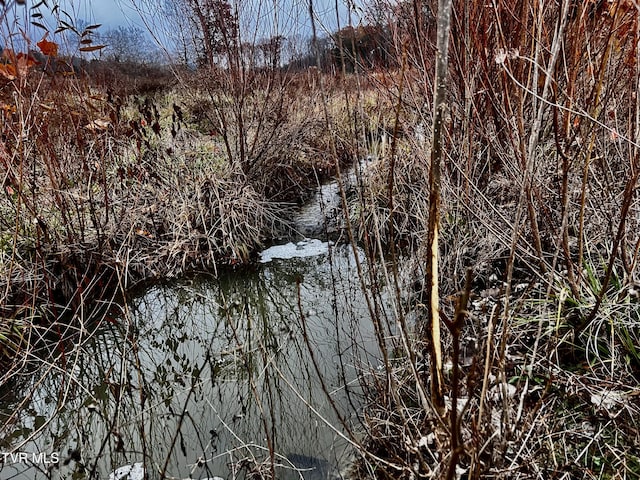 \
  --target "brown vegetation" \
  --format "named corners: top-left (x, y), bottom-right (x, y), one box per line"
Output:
top-left (1, 0), bottom-right (640, 478)
top-left (337, 0), bottom-right (640, 478)
top-left (0, 42), bottom-right (357, 366)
